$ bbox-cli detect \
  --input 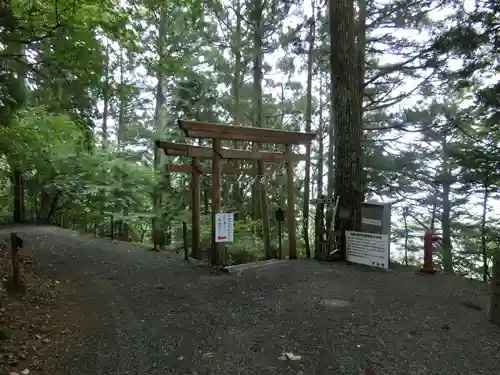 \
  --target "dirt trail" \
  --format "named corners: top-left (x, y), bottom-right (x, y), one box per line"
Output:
top-left (1, 226), bottom-right (500, 375)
